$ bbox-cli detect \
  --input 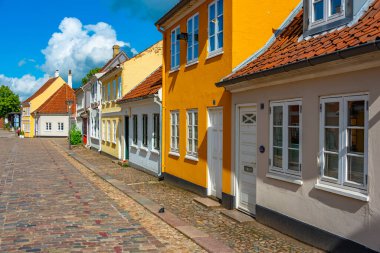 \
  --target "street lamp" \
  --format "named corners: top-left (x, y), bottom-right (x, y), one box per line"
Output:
top-left (66, 99), bottom-right (73, 150)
